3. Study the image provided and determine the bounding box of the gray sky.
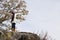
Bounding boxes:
[16,0,60,40]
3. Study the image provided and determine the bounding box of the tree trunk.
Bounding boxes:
[11,11,15,31]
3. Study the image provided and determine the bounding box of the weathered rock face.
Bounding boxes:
[0,29,40,40]
[13,32,40,40]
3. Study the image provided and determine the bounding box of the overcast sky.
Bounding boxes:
[16,0,60,40]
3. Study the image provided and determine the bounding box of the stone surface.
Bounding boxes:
[0,29,40,40]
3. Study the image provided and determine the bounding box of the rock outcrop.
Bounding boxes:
[0,29,40,40]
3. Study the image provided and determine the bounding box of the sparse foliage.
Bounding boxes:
[0,0,28,22]
[0,0,28,30]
